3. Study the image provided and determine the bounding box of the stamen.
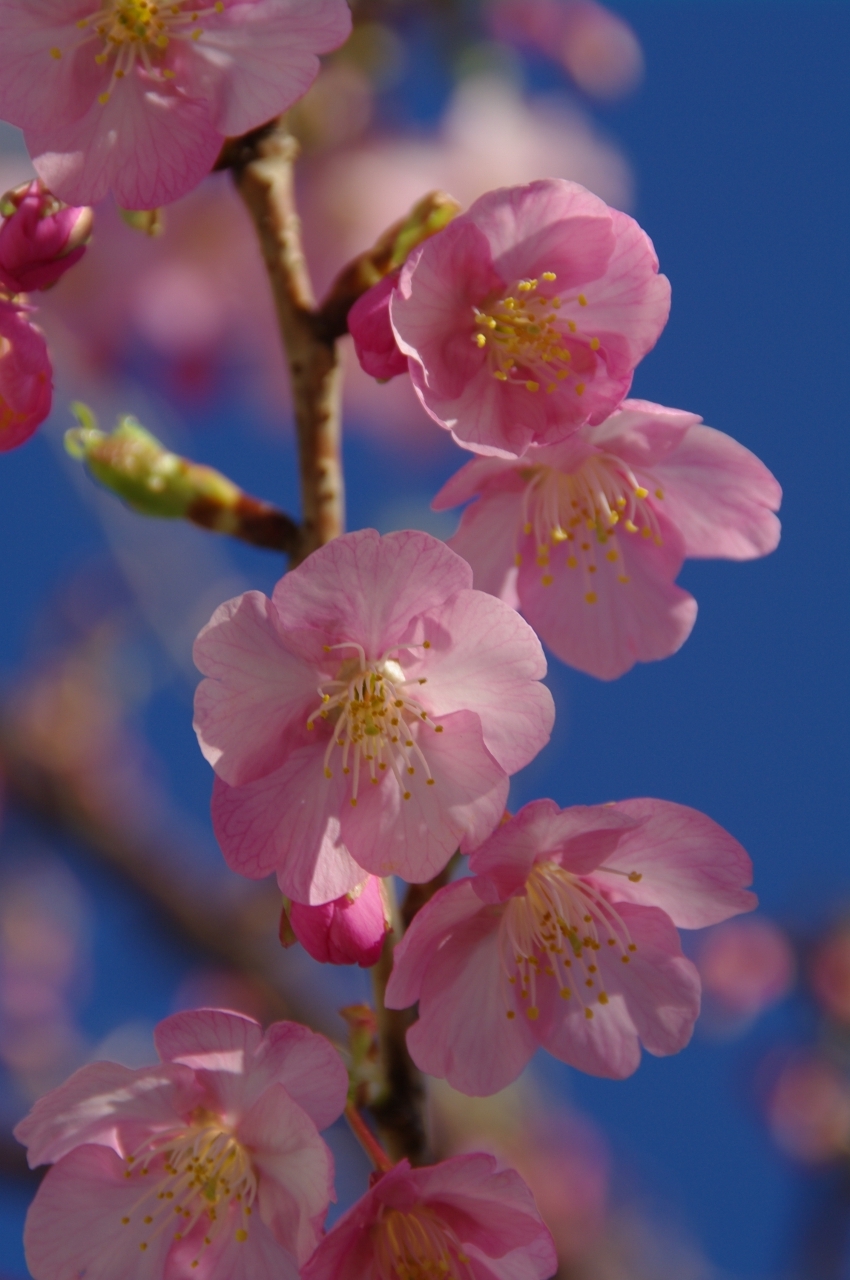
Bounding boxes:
[374,1207,474,1280]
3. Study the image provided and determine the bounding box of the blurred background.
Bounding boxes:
[1,1,848,1276]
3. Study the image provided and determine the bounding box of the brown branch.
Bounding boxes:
[370,922,429,1167]
[186,492,302,555]
[230,125,344,564]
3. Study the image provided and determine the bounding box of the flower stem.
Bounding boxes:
[229,122,344,563]
[344,1101,395,1176]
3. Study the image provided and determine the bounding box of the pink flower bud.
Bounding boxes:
[0,182,93,295]
[348,271,408,381]
[287,877,391,967]
[0,301,52,452]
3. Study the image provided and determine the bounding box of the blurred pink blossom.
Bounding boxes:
[0,180,92,294]
[810,925,850,1024]
[0,0,352,209]
[490,1,644,100]
[697,917,795,1021]
[302,1153,557,1280]
[767,1054,850,1163]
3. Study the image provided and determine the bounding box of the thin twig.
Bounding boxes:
[369,886,429,1166]
[230,124,344,564]
[345,1101,395,1175]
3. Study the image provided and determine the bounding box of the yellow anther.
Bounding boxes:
[546,382,556,393]
[423,640,431,648]
[567,556,578,569]
[634,486,648,499]
[585,1008,594,1019]
[578,294,587,306]
[598,992,609,1005]
[122,1216,130,1225]
[628,871,642,882]
[624,520,638,533]
[575,382,585,395]
[541,271,557,281]
[568,320,577,333]
[506,1010,515,1019]
[525,380,540,392]
[98,91,111,104]
[427,778,435,786]
[541,574,553,587]
[641,526,652,538]
[235,1230,248,1243]
[475,333,486,348]
[606,549,618,562]
[50,46,62,58]
[494,370,508,381]
[515,552,522,566]
[589,337,600,350]
[403,791,411,800]
[324,767,332,779]
[655,488,664,499]
[585,592,597,604]
[560,987,571,999]
[527,1006,539,1020]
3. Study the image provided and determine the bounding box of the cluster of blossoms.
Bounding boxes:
[2,4,784,1278]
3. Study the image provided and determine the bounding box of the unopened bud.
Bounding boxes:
[0,181,92,293]
[285,877,392,968]
[64,405,300,553]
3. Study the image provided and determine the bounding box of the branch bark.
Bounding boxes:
[230,125,344,564]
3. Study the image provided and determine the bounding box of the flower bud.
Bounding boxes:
[0,182,93,294]
[285,878,391,967]
[0,301,52,452]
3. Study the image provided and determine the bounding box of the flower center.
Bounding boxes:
[500,860,642,1022]
[518,455,664,602]
[50,1,225,101]
[307,641,442,806]
[374,1207,473,1280]
[472,271,599,397]
[120,1114,257,1261]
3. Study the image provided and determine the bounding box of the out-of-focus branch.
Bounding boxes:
[370,919,429,1167]
[229,124,344,565]
[0,710,301,1026]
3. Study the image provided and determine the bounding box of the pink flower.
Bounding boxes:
[0,180,92,293]
[283,875,391,967]
[386,797,756,1094]
[766,1053,850,1164]
[301,1153,557,1280]
[696,917,795,1022]
[0,300,52,451]
[435,399,782,679]
[194,530,554,904]
[348,270,409,381]
[15,1008,348,1280]
[810,926,850,1024]
[0,0,352,210]
[384,179,669,457]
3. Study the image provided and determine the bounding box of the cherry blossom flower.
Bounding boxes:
[696,917,795,1023]
[434,399,782,679]
[0,300,52,451]
[283,875,392,967]
[767,1053,850,1163]
[0,0,353,210]
[379,179,669,457]
[0,180,92,294]
[386,797,755,1094]
[194,530,554,905]
[301,1153,557,1280]
[15,1008,348,1280]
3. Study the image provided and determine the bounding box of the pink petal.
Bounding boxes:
[348,271,408,380]
[431,455,522,512]
[24,1144,174,1280]
[417,588,553,774]
[169,1205,300,1280]
[576,207,671,384]
[463,180,615,291]
[178,0,352,138]
[0,2,101,135]
[405,908,538,1096]
[392,221,505,402]
[250,1022,348,1131]
[211,754,366,905]
[447,492,523,607]
[300,1189,376,1280]
[536,903,700,1076]
[469,799,639,899]
[404,1155,556,1263]
[591,797,757,927]
[585,398,700,467]
[238,1084,334,1263]
[155,1007,263,1075]
[385,878,484,1009]
[193,590,319,787]
[29,73,222,210]
[517,513,696,680]
[0,301,52,452]
[340,708,509,883]
[409,356,551,458]
[651,423,782,559]
[272,529,472,660]
[14,1060,199,1169]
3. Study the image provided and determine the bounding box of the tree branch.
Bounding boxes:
[230,125,344,564]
